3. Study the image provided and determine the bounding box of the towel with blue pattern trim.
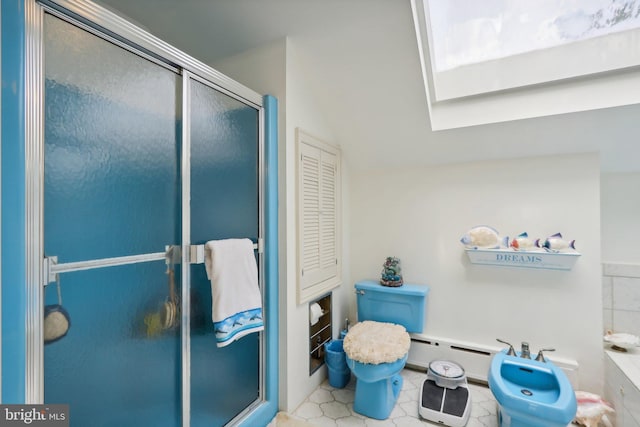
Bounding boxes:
[205,238,264,347]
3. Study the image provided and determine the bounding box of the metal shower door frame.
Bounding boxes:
[23,1,267,425]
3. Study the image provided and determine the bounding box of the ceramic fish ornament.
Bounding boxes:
[509,232,536,251]
[460,225,508,249]
[536,233,576,252]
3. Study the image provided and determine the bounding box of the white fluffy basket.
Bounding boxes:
[343,320,410,364]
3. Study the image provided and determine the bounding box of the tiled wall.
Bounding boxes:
[603,263,640,336]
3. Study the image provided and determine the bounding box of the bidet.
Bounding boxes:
[488,348,577,427]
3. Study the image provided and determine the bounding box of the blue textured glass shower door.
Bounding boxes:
[189,78,260,426]
[43,13,182,427]
[43,13,261,427]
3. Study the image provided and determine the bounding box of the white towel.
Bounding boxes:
[204,238,264,347]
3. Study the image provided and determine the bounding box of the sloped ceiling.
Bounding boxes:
[95,0,640,172]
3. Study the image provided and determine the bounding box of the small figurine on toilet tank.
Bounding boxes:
[380,257,403,287]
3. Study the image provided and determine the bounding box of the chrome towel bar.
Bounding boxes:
[43,239,262,286]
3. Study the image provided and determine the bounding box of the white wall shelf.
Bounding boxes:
[465,248,580,271]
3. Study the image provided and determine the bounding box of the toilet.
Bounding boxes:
[343,280,429,420]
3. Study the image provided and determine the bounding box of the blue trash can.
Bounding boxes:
[324,339,351,388]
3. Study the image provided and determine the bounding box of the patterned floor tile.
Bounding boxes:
[292,368,498,426]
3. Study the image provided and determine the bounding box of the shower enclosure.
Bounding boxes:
[1,1,278,426]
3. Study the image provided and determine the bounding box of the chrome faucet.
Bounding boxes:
[496,338,517,356]
[520,342,531,359]
[535,348,555,362]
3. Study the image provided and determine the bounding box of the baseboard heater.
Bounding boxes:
[407,334,579,388]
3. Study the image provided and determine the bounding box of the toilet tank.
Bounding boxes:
[355,280,429,333]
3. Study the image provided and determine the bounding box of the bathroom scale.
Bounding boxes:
[419,360,471,427]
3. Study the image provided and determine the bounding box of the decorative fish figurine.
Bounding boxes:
[536,233,576,251]
[509,232,536,251]
[460,225,508,249]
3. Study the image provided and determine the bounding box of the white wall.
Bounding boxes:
[215,38,350,412]
[601,173,640,264]
[602,263,640,338]
[214,33,607,406]
[349,153,603,393]
[601,173,640,343]
[282,39,351,411]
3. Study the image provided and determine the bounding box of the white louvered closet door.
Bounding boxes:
[299,141,338,292]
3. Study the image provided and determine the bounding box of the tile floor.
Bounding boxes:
[292,368,500,426]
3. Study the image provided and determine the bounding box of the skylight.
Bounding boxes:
[428,0,640,72]
[411,0,640,129]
